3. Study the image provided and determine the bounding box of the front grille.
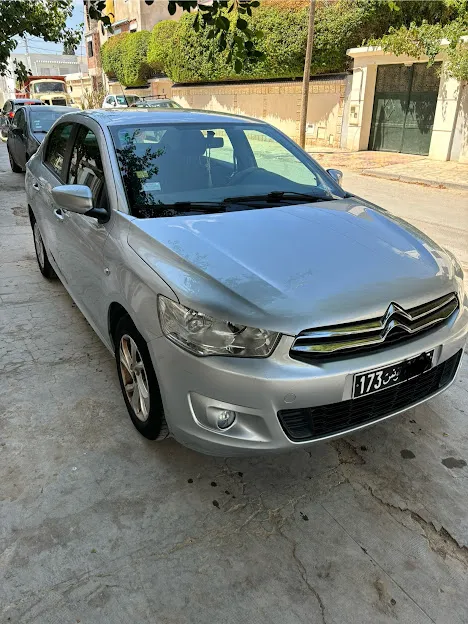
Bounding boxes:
[52,98,67,106]
[278,350,462,441]
[291,293,459,360]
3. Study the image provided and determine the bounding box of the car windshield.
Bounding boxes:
[30,109,67,134]
[110,122,345,218]
[32,82,66,93]
[123,95,140,105]
[137,100,180,109]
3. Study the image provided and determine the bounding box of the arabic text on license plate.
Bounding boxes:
[353,351,434,399]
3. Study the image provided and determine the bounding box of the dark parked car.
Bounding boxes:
[1,98,44,140]
[7,105,73,172]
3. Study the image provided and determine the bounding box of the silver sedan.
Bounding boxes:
[25,109,467,455]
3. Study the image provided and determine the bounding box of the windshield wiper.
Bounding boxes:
[223,190,335,204]
[143,201,228,214]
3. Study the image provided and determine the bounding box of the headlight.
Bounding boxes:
[158,296,280,357]
[445,249,466,303]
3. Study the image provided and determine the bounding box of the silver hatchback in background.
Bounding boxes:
[25,109,467,456]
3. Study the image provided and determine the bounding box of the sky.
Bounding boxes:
[14,1,86,57]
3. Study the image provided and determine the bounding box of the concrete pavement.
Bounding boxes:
[1,143,467,623]
[311,149,468,192]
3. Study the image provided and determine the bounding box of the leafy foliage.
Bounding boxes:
[152,0,456,83]
[102,31,152,86]
[13,60,31,87]
[0,0,82,77]
[101,32,126,79]
[88,0,262,73]
[369,1,468,80]
[147,20,179,73]
[99,0,467,85]
[81,85,107,109]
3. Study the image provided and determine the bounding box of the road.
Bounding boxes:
[1,142,467,624]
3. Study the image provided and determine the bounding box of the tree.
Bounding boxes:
[369,12,468,81]
[87,0,263,73]
[63,42,77,56]
[147,20,179,73]
[0,0,82,77]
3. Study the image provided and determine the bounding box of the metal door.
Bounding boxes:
[368,63,441,156]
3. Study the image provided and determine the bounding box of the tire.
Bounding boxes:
[8,148,22,173]
[32,219,56,279]
[114,315,169,441]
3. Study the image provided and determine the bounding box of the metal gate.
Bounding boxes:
[368,63,441,156]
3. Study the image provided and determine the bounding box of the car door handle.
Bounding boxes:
[54,208,64,221]
[32,182,40,190]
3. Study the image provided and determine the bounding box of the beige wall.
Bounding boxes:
[111,0,179,31]
[108,77,172,98]
[452,83,468,163]
[172,77,347,147]
[65,74,93,107]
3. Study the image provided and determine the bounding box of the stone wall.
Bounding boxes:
[172,75,347,147]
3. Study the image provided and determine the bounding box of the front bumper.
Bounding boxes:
[148,302,468,456]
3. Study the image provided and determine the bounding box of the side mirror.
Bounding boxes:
[112,101,117,107]
[51,185,109,222]
[327,168,343,186]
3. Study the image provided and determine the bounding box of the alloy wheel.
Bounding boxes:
[119,334,150,422]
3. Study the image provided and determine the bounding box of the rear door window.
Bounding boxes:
[44,123,74,179]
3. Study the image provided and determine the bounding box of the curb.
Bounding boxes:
[361,169,468,192]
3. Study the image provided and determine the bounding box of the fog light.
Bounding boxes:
[216,409,236,429]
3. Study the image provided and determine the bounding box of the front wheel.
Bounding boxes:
[32,220,55,278]
[114,316,168,441]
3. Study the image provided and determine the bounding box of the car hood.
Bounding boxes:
[127,198,457,335]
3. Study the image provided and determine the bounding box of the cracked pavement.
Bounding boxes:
[0,142,467,623]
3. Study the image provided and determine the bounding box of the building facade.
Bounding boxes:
[84,0,178,91]
[10,53,87,77]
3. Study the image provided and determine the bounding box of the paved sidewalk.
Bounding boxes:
[309,149,468,191]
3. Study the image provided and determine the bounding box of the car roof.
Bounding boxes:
[77,108,266,127]
[12,99,43,104]
[27,105,75,113]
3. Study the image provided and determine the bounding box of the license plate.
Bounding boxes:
[353,351,434,399]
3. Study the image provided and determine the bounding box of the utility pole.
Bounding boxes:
[298,0,316,149]
[23,37,32,74]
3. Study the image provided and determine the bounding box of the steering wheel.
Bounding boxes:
[227,166,259,186]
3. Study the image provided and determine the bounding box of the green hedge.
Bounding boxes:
[102,1,455,86]
[101,32,127,79]
[102,31,152,87]
[159,0,446,83]
[147,20,178,73]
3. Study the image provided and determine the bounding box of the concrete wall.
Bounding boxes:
[108,77,173,99]
[172,75,347,147]
[451,83,468,163]
[65,73,93,107]
[109,0,179,31]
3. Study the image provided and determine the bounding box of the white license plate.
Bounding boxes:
[353,351,434,399]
